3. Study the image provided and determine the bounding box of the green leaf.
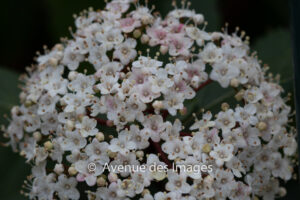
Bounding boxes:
[0,67,30,200]
[252,28,294,92]
[45,0,106,40]
[0,67,21,123]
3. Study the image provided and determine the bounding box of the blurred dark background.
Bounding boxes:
[0,0,298,199]
[0,0,291,72]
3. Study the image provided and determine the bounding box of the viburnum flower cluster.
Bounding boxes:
[1,0,298,199]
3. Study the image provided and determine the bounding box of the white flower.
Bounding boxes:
[190,176,215,199]
[146,154,167,181]
[234,104,257,127]
[68,73,95,95]
[30,174,56,200]
[119,17,141,33]
[75,116,98,137]
[110,152,139,177]
[40,112,58,135]
[132,56,163,74]
[116,179,136,197]
[96,61,123,79]
[75,159,104,186]
[37,94,59,115]
[44,75,68,97]
[160,119,182,140]
[223,128,247,149]
[149,69,174,94]
[226,157,245,178]
[162,138,187,160]
[96,182,124,200]
[55,175,80,200]
[168,35,193,56]
[136,82,160,103]
[113,38,137,65]
[60,130,87,151]
[229,181,251,200]
[176,156,203,179]
[131,169,151,194]
[210,62,239,88]
[130,125,150,149]
[96,76,120,95]
[244,86,263,103]
[215,169,235,197]
[141,115,166,142]
[109,130,136,155]
[215,109,236,134]
[271,153,292,180]
[200,42,223,63]
[165,171,191,194]
[96,27,124,50]
[19,136,36,161]
[88,44,109,70]
[254,148,274,171]
[85,138,109,163]
[210,143,234,166]
[162,91,185,116]
[62,93,91,114]
[190,111,215,131]
[62,44,85,70]
[165,60,188,79]
[154,191,182,200]
[185,26,211,46]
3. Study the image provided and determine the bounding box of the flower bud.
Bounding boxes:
[160,45,168,55]
[136,151,144,160]
[68,166,77,176]
[141,16,152,25]
[108,150,117,158]
[153,100,163,110]
[108,172,118,182]
[44,141,53,151]
[49,58,58,66]
[180,107,187,115]
[25,100,33,108]
[97,176,107,187]
[54,44,64,51]
[221,102,229,111]
[33,131,42,142]
[54,164,64,174]
[193,14,204,24]
[235,89,245,101]
[141,34,149,44]
[202,144,211,153]
[257,121,267,131]
[68,71,78,81]
[279,187,287,197]
[96,132,105,142]
[211,32,223,40]
[133,29,141,38]
[230,78,239,87]
[142,189,150,196]
[66,120,75,131]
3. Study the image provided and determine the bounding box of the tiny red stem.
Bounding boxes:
[150,139,172,169]
[180,132,192,137]
[94,117,109,126]
[194,79,213,92]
